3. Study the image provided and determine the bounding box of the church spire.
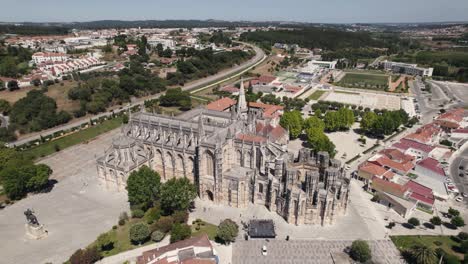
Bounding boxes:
[236,77,248,114]
[198,111,205,140]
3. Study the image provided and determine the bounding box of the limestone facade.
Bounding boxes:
[97,93,349,226]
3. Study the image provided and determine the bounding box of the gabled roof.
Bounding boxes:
[236,133,267,143]
[379,148,414,163]
[405,180,434,205]
[258,75,277,84]
[248,102,284,118]
[417,157,445,177]
[392,138,435,154]
[205,97,236,112]
[405,123,441,144]
[370,155,414,174]
[256,123,287,141]
[371,176,408,197]
[137,235,213,264]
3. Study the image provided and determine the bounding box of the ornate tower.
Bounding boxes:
[236,77,248,116]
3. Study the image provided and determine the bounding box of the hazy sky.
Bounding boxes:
[2,0,468,23]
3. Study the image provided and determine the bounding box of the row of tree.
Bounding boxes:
[360,110,409,136]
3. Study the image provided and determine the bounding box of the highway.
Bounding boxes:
[9,42,266,147]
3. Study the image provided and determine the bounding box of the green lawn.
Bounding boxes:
[338,72,389,90]
[391,235,464,260]
[91,219,155,259]
[24,116,124,160]
[191,220,218,240]
[308,90,326,100]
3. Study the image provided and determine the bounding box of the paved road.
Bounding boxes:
[449,144,468,209]
[9,42,265,147]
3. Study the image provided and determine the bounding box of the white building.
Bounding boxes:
[32,52,68,64]
[309,60,337,69]
[381,60,433,77]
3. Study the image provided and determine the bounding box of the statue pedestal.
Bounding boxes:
[25,224,48,240]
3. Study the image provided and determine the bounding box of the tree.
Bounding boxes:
[0,99,11,114]
[306,127,336,157]
[7,80,19,91]
[160,178,197,214]
[408,217,420,227]
[459,232,468,241]
[279,110,303,139]
[430,216,442,226]
[349,240,371,262]
[216,219,239,245]
[126,166,161,207]
[448,207,460,217]
[96,232,114,251]
[451,216,465,228]
[129,223,150,244]
[303,116,325,131]
[170,223,191,243]
[461,240,468,254]
[162,47,173,58]
[411,244,437,264]
[360,111,378,132]
[69,246,100,264]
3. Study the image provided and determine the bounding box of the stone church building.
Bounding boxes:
[96,81,350,226]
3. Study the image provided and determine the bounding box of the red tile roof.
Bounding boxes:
[220,85,239,93]
[392,138,435,154]
[371,176,408,197]
[370,155,414,174]
[379,148,414,163]
[248,102,284,118]
[417,157,445,177]
[453,129,468,134]
[205,97,236,112]
[405,123,441,144]
[258,75,277,84]
[256,123,287,141]
[437,108,465,123]
[236,133,267,143]
[405,180,434,205]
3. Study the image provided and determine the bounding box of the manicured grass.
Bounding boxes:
[338,72,389,90]
[308,90,326,100]
[191,220,218,240]
[24,116,124,160]
[91,219,155,258]
[391,235,464,259]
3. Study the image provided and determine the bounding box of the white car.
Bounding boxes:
[262,245,267,256]
[445,178,452,183]
[462,193,468,198]
[456,196,463,202]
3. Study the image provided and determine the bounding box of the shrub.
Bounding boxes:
[96,232,114,251]
[129,223,150,245]
[448,207,460,217]
[430,216,442,226]
[371,194,379,202]
[144,207,161,224]
[172,210,189,224]
[151,230,165,242]
[408,217,420,227]
[69,246,100,264]
[119,212,129,222]
[154,216,174,233]
[216,219,239,245]
[461,240,468,254]
[459,232,468,241]
[451,216,465,228]
[118,219,125,226]
[170,223,191,243]
[132,209,145,219]
[349,240,371,262]
[112,225,117,230]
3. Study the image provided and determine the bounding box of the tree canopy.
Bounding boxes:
[349,240,372,263]
[279,110,303,139]
[126,166,161,208]
[160,178,197,214]
[216,219,239,245]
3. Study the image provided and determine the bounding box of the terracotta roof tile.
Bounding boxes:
[205,97,236,112]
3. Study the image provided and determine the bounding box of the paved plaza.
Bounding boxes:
[190,180,388,241]
[323,90,401,110]
[232,239,404,264]
[0,129,129,264]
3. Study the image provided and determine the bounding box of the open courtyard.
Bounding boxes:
[322,89,402,110]
[0,129,129,264]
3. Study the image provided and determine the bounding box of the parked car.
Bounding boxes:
[262,245,267,256]
[462,192,468,198]
[456,196,463,202]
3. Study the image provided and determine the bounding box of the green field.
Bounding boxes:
[391,235,464,260]
[308,90,326,100]
[338,72,389,90]
[24,116,124,160]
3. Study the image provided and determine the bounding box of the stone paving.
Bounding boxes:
[0,129,129,264]
[232,239,404,264]
[189,180,388,241]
